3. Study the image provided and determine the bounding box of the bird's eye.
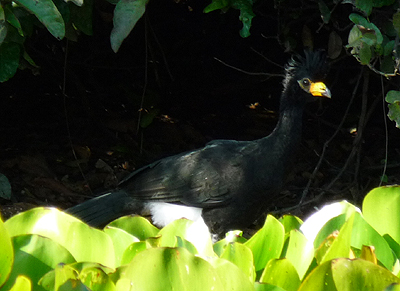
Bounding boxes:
[302,79,310,86]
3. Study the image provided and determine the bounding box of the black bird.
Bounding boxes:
[67,51,331,235]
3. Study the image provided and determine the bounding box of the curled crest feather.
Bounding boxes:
[283,50,329,89]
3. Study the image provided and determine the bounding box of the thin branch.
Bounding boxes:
[250,47,284,69]
[213,57,284,77]
[136,14,149,154]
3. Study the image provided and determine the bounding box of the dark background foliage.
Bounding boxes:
[1,0,400,224]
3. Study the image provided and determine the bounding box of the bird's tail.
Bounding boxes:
[66,190,142,227]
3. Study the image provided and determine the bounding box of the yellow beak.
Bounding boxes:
[310,82,331,98]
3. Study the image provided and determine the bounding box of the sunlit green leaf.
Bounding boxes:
[245,215,285,271]
[208,256,255,290]
[299,258,400,290]
[0,217,13,288]
[351,212,395,270]
[386,283,400,291]
[260,259,300,291]
[285,230,313,280]
[8,276,32,291]
[119,247,225,290]
[5,207,115,268]
[158,218,215,257]
[363,186,400,244]
[120,241,150,265]
[220,242,255,282]
[104,226,140,266]
[106,215,159,241]
[2,234,75,291]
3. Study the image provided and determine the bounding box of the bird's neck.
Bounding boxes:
[273,105,304,147]
[259,91,306,160]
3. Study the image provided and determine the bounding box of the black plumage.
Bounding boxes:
[67,51,331,235]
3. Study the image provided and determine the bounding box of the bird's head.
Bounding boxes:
[282,50,331,105]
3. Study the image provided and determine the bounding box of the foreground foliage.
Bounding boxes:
[1,186,400,290]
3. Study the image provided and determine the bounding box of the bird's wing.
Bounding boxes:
[118,140,251,207]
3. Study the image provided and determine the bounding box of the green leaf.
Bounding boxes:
[207,257,255,291]
[54,264,79,291]
[4,5,24,37]
[69,0,93,36]
[203,0,230,13]
[318,0,331,24]
[254,283,286,291]
[8,276,32,291]
[118,247,225,291]
[231,0,254,38]
[285,230,313,280]
[0,217,13,288]
[220,242,255,282]
[354,0,373,15]
[66,0,83,6]
[14,0,65,39]
[363,186,400,244]
[5,207,115,268]
[349,13,383,44]
[316,213,354,264]
[301,201,359,247]
[120,241,150,265]
[0,42,20,82]
[347,25,362,47]
[361,33,377,46]
[0,173,12,199]
[387,103,400,125]
[0,6,6,45]
[245,215,285,271]
[40,262,115,291]
[106,215,159,241]
[2,234,75,291]
[79,266,115,290]
[204,0,254,37]
[351,212,395,270]
[213,230,247,256]
[359,42,372,64]
[299,258,400,290]
[104,226,140,266]
[385,90,400,104]
[279,215,302,235]
[383,234,400,260]
[349,13,370,27]
[387,102,400,128]
[260,259,300,291]
[372,0,395,7]
[110,0,148,52]
[157,218,215,257]
[383,40,395,56]
[386,283,400,291]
